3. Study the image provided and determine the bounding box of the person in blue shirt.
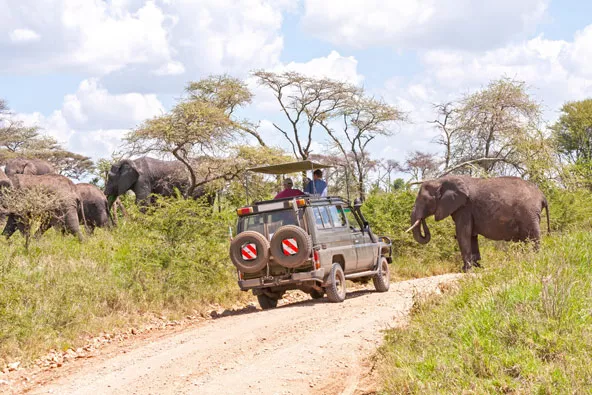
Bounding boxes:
[304,169,327,196]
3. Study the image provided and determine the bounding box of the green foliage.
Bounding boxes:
[545,187,592,231]
[0,198,246,364]
[378,231,592,394]
[552,99,592,164]
[362,189,459,263]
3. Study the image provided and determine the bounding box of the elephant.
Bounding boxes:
[4,158,55,176]
[104,157,215,211]
[76,183,112,233]
[408,176,550,272]
[2,174,84,241]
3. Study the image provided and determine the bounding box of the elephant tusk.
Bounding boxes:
[405,219,421,233]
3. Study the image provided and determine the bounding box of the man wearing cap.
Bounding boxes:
[274,178,304,199]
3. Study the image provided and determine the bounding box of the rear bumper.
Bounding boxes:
[238,268,325,291]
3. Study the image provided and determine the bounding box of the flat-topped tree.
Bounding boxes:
[186,75,266,147]
[253,71,360,162]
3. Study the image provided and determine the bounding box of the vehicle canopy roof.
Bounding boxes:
[248,160,333,175]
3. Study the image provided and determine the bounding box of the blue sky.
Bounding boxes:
[1,0,591,167]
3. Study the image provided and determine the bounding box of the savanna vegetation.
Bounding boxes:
[1,72,591,395]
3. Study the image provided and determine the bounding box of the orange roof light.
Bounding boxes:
[237,207,254,216]
[295,198,307,207]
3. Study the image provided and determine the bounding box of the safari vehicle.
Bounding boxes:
[228,161,393,309]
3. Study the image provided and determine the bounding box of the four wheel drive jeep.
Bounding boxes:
[229,163,392,310]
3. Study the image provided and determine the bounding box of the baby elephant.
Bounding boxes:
[408,176,550,271]
[75,183,113,233]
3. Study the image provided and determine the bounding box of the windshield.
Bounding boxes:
[238,209,305,240]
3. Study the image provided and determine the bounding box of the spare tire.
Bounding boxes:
[269,225,312,269]
[229,231,270,273]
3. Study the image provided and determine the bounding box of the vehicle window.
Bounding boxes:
[343,207,361,231]
[320,206,333,229]
[329,205,347,228]
[313,207,325,229]
[241,209,303,237]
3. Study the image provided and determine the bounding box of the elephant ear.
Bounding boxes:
[23,163,36,175]
[117,160,140,196]
[434,177,469,221]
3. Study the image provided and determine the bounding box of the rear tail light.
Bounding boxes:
[313,250,320,270]
[295,198,307,207]
[236,207,254,216]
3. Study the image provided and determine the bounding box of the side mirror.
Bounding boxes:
[353,198,362,208]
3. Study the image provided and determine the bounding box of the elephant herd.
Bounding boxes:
[0,156,551,272]
[0,156,214,242]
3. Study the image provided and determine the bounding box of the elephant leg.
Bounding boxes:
[64,209,83,241]
[471,235,481,267]
[453,211,474,272]
[2,215,18,239]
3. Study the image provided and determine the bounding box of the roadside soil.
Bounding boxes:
[4,273,462,395]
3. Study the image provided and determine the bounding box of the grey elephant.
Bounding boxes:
[104,157,214,210]
[4,158,55,176]
[408,176,550,271]
[2,174,84,241]
[76,183,112,233]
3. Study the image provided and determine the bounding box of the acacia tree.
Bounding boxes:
[403,151,440,182]
[186,75,266,147]
[253,71,359,161]
[551,99,592,189]
[0,99,93,179]
[319,95,404,200]
[126,77,288,198]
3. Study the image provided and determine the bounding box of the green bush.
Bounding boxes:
[378,231,592,394]
[0,197,247,364]
[362,190,460,276]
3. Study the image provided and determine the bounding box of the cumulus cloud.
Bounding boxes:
[301,0,548,51]
[13,79,165,160]
[0,0,289,83]
[9,28,40,43]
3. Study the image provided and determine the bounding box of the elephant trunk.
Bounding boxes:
[411,208,431,245]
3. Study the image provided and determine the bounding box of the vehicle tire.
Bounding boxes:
[269,225,313,269]
[326,263,346,303]
[310,289,324,300]
[257,293,279,310]
[373,257,390,292]
[229,231,270,274]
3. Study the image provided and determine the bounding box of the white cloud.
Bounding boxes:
[153,61,186,76]
[0,0,176,74]
[283,50,363,85]
[301,0,548,51]
[9,28,40,43]
[0,0,289,81]
[12,79,165,160]
[250,50,365,112]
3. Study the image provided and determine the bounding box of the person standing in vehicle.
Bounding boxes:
[274,178,304,199]
[304,169,327,197]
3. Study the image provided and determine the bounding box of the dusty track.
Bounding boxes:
[23,273,461,395]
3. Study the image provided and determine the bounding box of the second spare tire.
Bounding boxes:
[270,225,312,268]
[229,231,270,273]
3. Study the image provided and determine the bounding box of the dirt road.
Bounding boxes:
[27,274,461,395]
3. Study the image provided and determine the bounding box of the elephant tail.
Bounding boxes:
[78,198,88,231]
[543,197,550,234]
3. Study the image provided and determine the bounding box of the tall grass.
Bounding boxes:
[0,198,248,364]
[377,231,592,393]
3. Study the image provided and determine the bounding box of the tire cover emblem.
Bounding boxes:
[282,238,299,256]
[241,243,257,261]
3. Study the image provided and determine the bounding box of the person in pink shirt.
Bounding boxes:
[274,178,304,199]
